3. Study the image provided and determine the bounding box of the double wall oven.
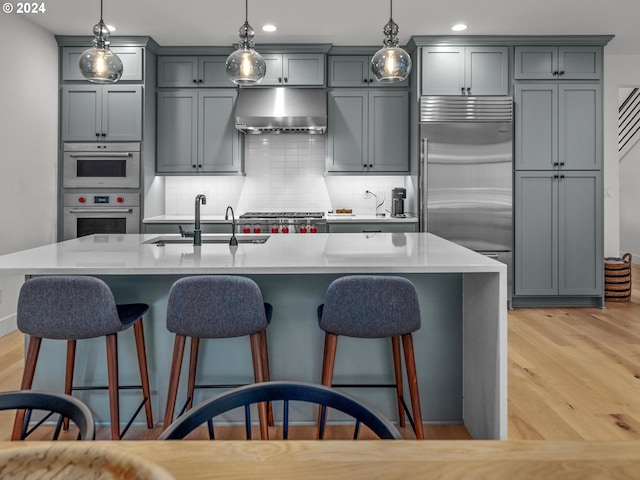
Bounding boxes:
[61,143,141,240]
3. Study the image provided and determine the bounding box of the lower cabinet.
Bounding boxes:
[327,89,409,173]
[156,89,241,174]
[328,222,418,233]
[514,170,602,298]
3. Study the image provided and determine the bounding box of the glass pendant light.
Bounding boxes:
[225,0,266,85]
[371,0,412,83]
[78,0,123,83]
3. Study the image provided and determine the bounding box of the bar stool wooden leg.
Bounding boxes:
[316,332,338,439]
[259,330,274,426]
[12,336,42,440]
[186,337,200,411]
[63,339,77,431]
[391,336,406,428]
[402,333,424,440]
[164,335,186,429]
[133,319,154,429]
[105,333,121,440]
[250,332,269,440]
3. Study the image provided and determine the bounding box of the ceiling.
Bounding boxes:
[23,0,639,55]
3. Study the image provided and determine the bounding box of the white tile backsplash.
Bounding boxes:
[164,133,408,215]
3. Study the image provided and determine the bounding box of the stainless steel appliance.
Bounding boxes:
[235,88,327,134]
[63,143,141,189]
[391,188,406,217]
[419,96,513,297]
[62,192,140,240]
[238,212,327,234]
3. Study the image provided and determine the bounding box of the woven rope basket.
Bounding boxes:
[605,253,632,302]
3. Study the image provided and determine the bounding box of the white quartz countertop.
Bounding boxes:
[143,214,418,224]
[0,233,505,276]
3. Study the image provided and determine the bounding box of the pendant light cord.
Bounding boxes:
[245,0,248,23]
[389,0,393,20]
[100,0,103,22]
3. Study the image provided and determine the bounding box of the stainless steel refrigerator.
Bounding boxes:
[419,96,513,298]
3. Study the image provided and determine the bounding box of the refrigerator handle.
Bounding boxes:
[419,137,429,232]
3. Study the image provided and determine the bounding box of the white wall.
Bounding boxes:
[0,15,58,334]
[603,54,640,262]
[620,118,640,263]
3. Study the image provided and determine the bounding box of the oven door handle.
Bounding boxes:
[68,208,133,214]
[68,152,133,158]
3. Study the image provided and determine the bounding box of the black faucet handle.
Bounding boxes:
[178,225,185,237]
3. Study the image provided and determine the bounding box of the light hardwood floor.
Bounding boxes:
[1,265,639,440]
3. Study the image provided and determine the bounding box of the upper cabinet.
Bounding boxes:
[514,46,602,80]
[61,85,143,142]
[157,56,235,87]
[156,89,241,174]
[258,53,325,86]
[327,55,409,88]
[514,83,602,171]
[327,89,409,173]
[421,46,508,96]
[61,46,144,82]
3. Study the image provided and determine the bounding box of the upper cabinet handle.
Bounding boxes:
[558,71,565,76]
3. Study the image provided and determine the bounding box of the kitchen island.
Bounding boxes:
[0,232,507,439]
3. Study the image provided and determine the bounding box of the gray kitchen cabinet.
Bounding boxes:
[144,223,232,234]
[156,89,241,174]
[157,56,234,87]
[327,221,418,233]
[514,170,602,297]
[61,84,142,141]
[327,89,409,173]
[514,46,602,80]
[515,83,601,170]
[327,55,409,88]
[61,46,144,82]
[258,53,325,86]
[421,46,508,96]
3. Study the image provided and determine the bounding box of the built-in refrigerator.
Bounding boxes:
[419,96,513,300]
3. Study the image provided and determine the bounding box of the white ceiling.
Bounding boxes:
[23,0,639,54]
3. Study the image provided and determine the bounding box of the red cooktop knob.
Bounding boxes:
[254,227,261,234]
[243,227,250,234]
[78,197,86,203]
[271,227,279,233]
[117,196,124,203]
[310,226,317,233]
[300,227,307,233]
[282,227,289,233]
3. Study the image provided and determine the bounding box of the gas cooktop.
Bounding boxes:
[239,212,325,219]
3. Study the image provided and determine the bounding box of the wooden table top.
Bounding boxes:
[1,440,639,479]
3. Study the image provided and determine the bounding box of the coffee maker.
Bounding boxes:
[391,188,406,217]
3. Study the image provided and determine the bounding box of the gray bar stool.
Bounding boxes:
[163,275,273,439]
[13,276,153,440]
[317,275,424,439]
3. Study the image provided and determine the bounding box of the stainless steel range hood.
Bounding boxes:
[235,88,327,134]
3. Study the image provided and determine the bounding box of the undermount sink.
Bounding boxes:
[142,234,270,245]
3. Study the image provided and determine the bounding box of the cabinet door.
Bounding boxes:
[101,85,142,141]
[156,91,198,173]
[514,171,558,296]
[328,56,370,87]
[514,46,558,80]
[421,47,465,95]
[283,54,325,85]
[198,90,241,173]
[199,56,235,87]
[62,47,144,82]
[558,171,602,295]
[260,54,284,85]
[368,90,409,172]
[61,85,101,141]
[558,84,601,170]
[157,56,199,87]
[558,47,601,80]
[466,47,509,95]
[514,84,558,170]
[327,90,368,172]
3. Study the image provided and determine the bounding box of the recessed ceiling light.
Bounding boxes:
[451,23,467,32]
[262,24,277,32]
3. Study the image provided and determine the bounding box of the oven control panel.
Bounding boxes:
[63,193,140,207]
